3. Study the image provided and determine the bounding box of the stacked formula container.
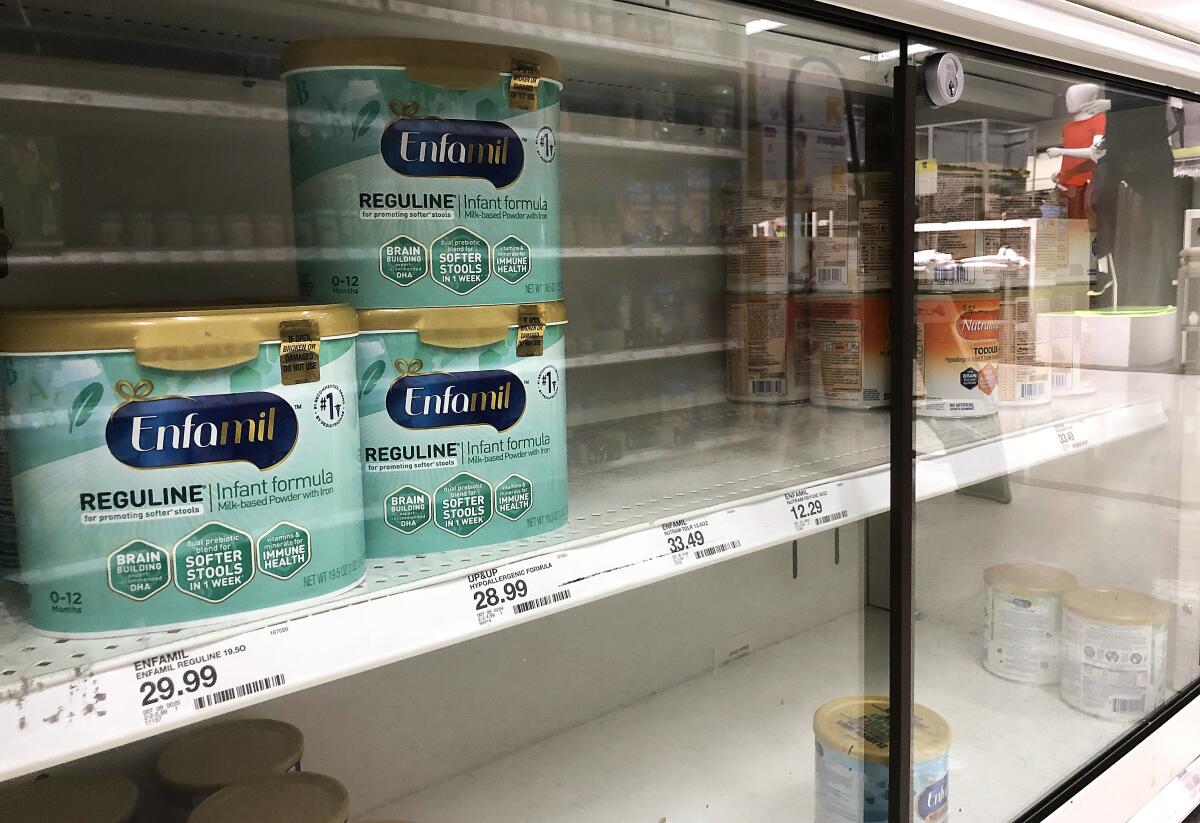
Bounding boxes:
[284,38,568,557]
[913,164,1092,417]
[809,171,893,409]
[723,187,811,404]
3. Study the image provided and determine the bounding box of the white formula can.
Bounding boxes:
[1038,311,1096,397]
[813,696,950,823]
[998,289,1052,406]
[1060,587,1170,720]
[983,564,1079,684]
[726,294,809,404]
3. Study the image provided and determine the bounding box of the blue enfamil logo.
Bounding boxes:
[386,370,525,432]
[380,118,524,189]
[106,383,298,471]
[917,776,948,820]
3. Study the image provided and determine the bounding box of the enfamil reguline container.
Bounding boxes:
[357,301,567,556]
[0,305,366,636]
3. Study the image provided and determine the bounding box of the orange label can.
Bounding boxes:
[916,293,1001,418]
[809,294,890,409]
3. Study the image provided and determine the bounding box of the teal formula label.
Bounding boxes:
[357,324,567,555]
[815,741,949,823]
[2,339,365,635]
[286,65,561,308]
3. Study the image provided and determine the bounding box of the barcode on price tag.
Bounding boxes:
[694,540,742,560]
[513,589,572,614]
[194,674,286,709]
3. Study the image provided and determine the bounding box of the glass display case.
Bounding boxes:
[0,2,1197,822]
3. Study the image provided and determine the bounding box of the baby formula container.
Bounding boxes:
[188,773,349,823]
[284,38,562,308]
[157,719,304,821]
[0,305,366,636]
[726,293,809,404]
[998,289,1052,406]
[0,774,138,823]
[810,293,891,409]
[1038,310,1096,396]
[813,696,950,823]
[357,302,567,556]
[915,292,1000,418]
[983,564,1079,684]
[1061,587,1170,720]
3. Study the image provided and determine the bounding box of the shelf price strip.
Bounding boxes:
[462,552,581,629]
[782,482,852,534]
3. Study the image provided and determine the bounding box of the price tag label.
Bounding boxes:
[782,483,850,533]
[463,552,575,628]
[916,159,938,197]
[123,635,289,729]
[1054,421,1090,453]
[658,511,741,567]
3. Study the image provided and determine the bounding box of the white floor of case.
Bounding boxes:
[373,608,1134,823]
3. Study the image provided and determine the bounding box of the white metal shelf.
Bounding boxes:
[562,131,744,159]
[376,609,1140,823]
[567,340,727,369]
[383,0,745,74]
[560,245,725,259]
[0,373,1167,780]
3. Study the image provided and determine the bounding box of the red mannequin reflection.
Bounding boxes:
[1046,83,1110,220]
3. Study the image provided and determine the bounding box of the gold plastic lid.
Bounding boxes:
[282,38,561,87]
[156,719,304,796]
[813,696,950,764]
[1062,587,1170,625]
[189,773,348,823]
[358,301,567,349]
[984,564,1079,597]
[0,774,138,822]
[0,304,357,370]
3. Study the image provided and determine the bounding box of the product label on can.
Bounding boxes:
[287,66,561,307]
[810,296,891,408]
[1061,610,1167,718]
[3,340,365,634]
[916,294,999,418]
[814,742,948,823]
[984,585,1063,683]
[358,323,567,555]
[999,292,1051,404]
[726,295,808,403]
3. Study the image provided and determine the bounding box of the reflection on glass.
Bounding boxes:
[913,45,1198,822]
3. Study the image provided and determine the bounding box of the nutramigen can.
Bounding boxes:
[810,293,891,409]
[983,563,1079,684]
[0,305,366,636]
[357,302,567,555]
[916,293,1000,418]
[814,696,950,823]
[1061,587,1170,720]
[284,38,562,308]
